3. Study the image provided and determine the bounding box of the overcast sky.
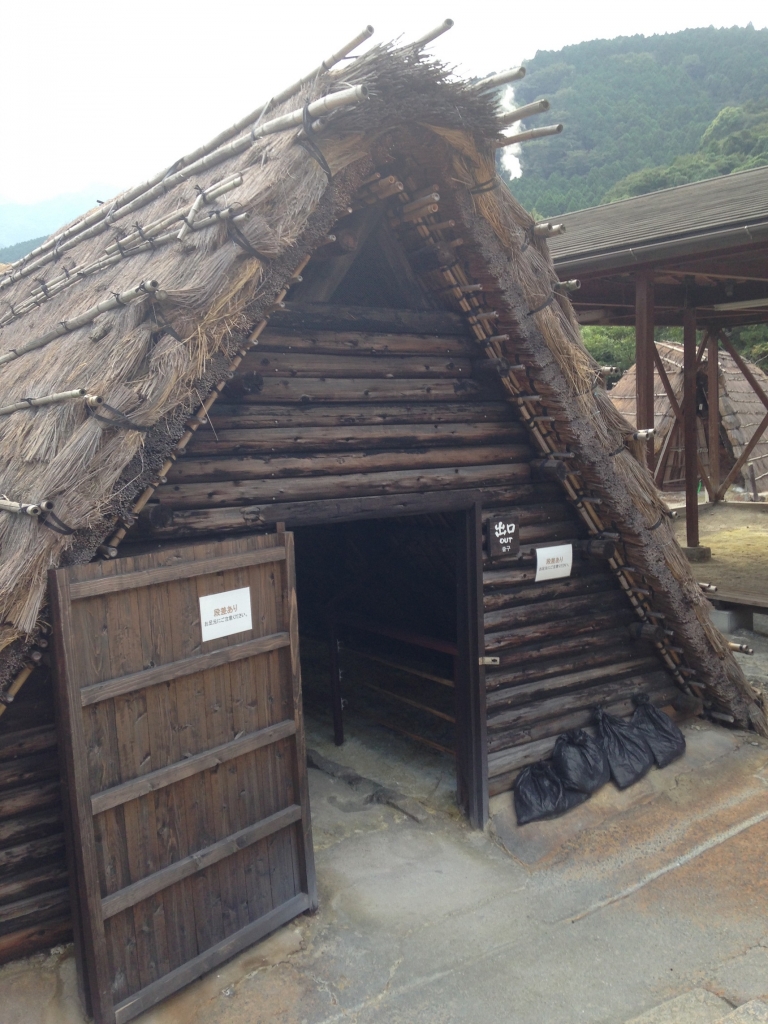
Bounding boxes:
[2,0,766,205]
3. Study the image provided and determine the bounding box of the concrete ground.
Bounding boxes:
[3,719,768,1024]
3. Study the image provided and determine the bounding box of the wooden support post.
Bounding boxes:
[683,306,699,547]
[707,332,721,501]
[327,614,344,746]
[635,273,655,468]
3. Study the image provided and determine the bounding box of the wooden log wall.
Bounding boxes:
[0,665,71,963]
[142,317,680,799]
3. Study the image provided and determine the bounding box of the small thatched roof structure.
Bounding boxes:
[0,35,764,733]
[611,341,768,494]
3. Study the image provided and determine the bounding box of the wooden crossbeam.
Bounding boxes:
[69,545,286,598]
[91,719,296,814]
[80,631,290,706]
[101,804,302,920]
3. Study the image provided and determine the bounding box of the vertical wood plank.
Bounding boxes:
[707,331,721,500]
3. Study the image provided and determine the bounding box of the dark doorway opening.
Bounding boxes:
[294,508,486,827]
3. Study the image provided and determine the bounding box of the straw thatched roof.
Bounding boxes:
[0,35,764,732]
[611,342,768,493]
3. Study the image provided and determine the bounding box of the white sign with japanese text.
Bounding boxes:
[535,544,573,582]
[199,586,252,642]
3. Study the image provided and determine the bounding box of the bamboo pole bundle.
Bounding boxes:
[409,19,454,47]
[1,28,374,285]
[496,124,563,147]
[533,221,565,238]
[472,67,526,92]
[0,389,102,416]
[498,99,550,126]
[0,498,52,516]
[0,177,245,329]
[0,280,159,367]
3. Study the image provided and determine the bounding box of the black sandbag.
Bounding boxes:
[631,693,686,767]
[552,729,611,794]
[514,761,589,825]
[594,706,655,789]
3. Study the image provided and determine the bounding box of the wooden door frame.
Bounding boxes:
[287,492,489,829]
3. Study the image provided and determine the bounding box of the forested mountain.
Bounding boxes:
[506,25,768,216]
[0,237,45,264]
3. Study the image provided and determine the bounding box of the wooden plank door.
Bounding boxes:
[49,532,316,1024]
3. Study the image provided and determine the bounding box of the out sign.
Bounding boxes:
[488,513,520,559]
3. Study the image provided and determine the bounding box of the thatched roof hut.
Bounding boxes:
[1,29,766,993]
[610,341,768,495]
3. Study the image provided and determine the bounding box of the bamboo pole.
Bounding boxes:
[102,255,312,552]
[0,389,102,416]
[496,124,563,147]
[1,29,374,287]
[473,67,526,92]
[383,177,692,693]
[0,281,160,368]
[0,663,35,718]
[499,99,550,126]
[410,19,454,47]
[533,221,565,238]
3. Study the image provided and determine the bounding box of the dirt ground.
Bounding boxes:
[671,502,768,597]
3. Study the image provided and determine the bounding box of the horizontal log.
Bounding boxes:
[484,590,622,633]
[237,350,473,379]
[487,669,672,741]
[515,520,578,545]
[80,632,290,706]
[161,462,532,509]
[491,626,641,671]
[0,861,69,905]
[483,570,616,612]
[482,501,572,527]
[225,376,494,404]
[487,684,679,776]
[0,780,60,822]
[485,639,651,691]
[0,916,71,967]
[167,444,534,484]
[91,719,296,814]
[0,725,56,762]
[486,657,661,712]
[0,886,69,927]
[138,489,487,538]
[0,832,65,874]
[0,751,60,790]
[187,421,528,456]
[484,609,634,653]
[257,330,477,357]
[269,302,469,336]
[202,401,514,430]
[101,804,302,920]
[0,809,63,849]
[483,559,601,590]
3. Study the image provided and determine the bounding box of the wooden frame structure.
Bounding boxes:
[550,166,768,546]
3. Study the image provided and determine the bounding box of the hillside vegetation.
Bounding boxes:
[506,24,768,216]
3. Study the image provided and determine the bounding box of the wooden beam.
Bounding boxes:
[80,632,290,707]
[652,344,713,500]
[91,719,297,814]
[683,306,699,547]
[715,408,768,500]
[707,332,721,500]
[635,272,655,467]
[101,804,302,920]
[69,545,286,599]
[717,331,768,411]
[269,303,469,336]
